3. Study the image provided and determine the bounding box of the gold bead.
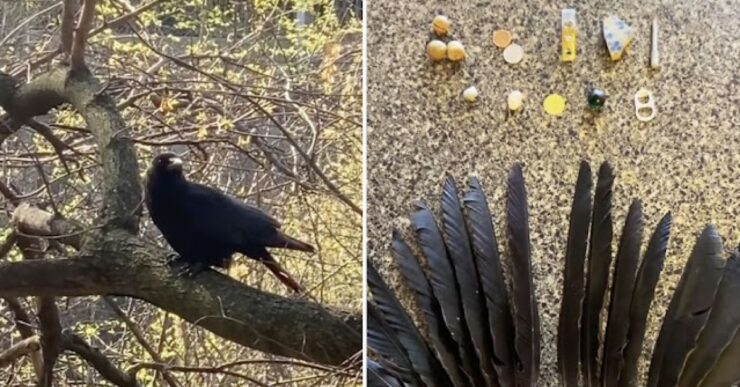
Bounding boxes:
[446,40,465,61]
[432,15,450,37]
[426,40,447,61]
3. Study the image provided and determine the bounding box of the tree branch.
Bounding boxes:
[2,299,44,380]
[70,0,98,71]
[63,333,138,387]
[0,336,41,368]
[60,0,79,56]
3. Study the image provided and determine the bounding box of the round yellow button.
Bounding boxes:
[543,94,566,116]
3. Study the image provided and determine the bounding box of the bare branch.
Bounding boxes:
[0,336,41,368]
[70,0,98,71]
[104,298,180,387]
[60,0,79,56]
[63,333,138,387]
[2,299,44,380]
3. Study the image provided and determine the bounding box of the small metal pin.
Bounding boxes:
[651,17,660,70]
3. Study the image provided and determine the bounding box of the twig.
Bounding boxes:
[63,333,138,387]
[60,0,79,56]
[0,336,40,368]
[70,0,98,71]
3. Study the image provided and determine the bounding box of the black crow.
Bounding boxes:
[145,153,314,293]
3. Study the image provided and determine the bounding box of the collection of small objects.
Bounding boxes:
[425,11,660,121]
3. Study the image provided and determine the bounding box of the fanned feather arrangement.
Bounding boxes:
[366,161,740,387]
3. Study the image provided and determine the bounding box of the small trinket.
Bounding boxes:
[493,29,513,48]
[432,15,450,37]
[503,43,524,64]
[603,15,635,61]
[426,40,447,61]
[587,88,607,111]
[561,9,577,62]
[447,40,466,61]
[544,94,567,116]
[634,88,656,121]
[463,86,479,103]
[508,90,524,111]
[651,18,660,70]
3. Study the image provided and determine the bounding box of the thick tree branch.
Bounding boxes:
[60,0,79,56]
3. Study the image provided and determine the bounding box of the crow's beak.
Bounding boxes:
[168,157,183,170]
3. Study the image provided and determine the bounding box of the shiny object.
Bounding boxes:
[634,88,656,121]
[463,86,479,103]
[651,18,660,70]
[603,15,635,61]
[447,40,466,61]
[508,90,524,111]
[426,40,447,61]
[432,15,450,37]
[587,88,607,111]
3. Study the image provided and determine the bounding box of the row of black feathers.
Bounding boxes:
[367,161,740,387]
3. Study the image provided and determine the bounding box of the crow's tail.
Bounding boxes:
[278,232,315,253]
[258,250,305,293]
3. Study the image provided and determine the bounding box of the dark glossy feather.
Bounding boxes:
[411,203,480,386]
[391,230,465,387]
[602,200,644,387]
[367,359,404,387]
[441,176,497,387]
[618,212,672,387]
[463,177,516,387]
[557,161,593,387]
[581,162,615,387]
[696,328,740,386]
[506,164,540,387]
[647,225,725,387]
[677,250,740,387]
[367,302,419,386]
[367,261,440,386]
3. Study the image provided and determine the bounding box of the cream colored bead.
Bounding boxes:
[426,40,447,62]
[463,86,479,103]
[432,15,450,37]
[447,40,465,61]
[508,90,524,111]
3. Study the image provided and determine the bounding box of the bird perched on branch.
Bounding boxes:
[145,153,314,293]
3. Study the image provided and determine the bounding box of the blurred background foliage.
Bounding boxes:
[0,0,362,385]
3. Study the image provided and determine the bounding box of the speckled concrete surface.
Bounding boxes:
[367,0,739,385]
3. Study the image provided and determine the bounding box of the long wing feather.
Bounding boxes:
[367,302,419,385]
[647,225,725,387]
[696,326,740,386]
[557,161,593,387]
[618,212,672,387]
[677,250,740,387]
[367,359,405,387]
[441,176,497,387]
[581,162,615,387]
[463,177,516,387]
[367,260,440,386]
[391,230,466,387]
[602,200,644,387]
[506,163,540,387]
[411,203,480,386]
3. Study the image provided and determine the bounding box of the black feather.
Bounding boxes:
[695,328,740,386]
[557,161,593,387]
[505,164,540,387]
[677,250,740,387]
[581,162,615,387]
[366,302,419,385]
[463,177,516,387]
[411,203,480,386]
[618,212,672,387]
[391,230,466,387]
[441,176,498,387]
[647,225,725,387]
[367,260,440,386]
[602,200,644,387]
[367,359,405,387]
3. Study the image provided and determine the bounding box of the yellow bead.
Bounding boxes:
[446,40,465,61]
[426,40,447,62]
[543,94,567,116]
[432,15,450,37]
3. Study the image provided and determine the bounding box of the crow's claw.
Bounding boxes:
[174,261,206,277]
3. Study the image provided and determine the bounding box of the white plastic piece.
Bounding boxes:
[507,90,524,111]
[503,43,524,64]
[634,88,656,122]
[463,86,479,103]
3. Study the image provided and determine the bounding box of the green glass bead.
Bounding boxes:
[587,88,607,110]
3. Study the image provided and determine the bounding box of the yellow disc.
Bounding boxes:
[493,29,513,48]
[543,94,566,116]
